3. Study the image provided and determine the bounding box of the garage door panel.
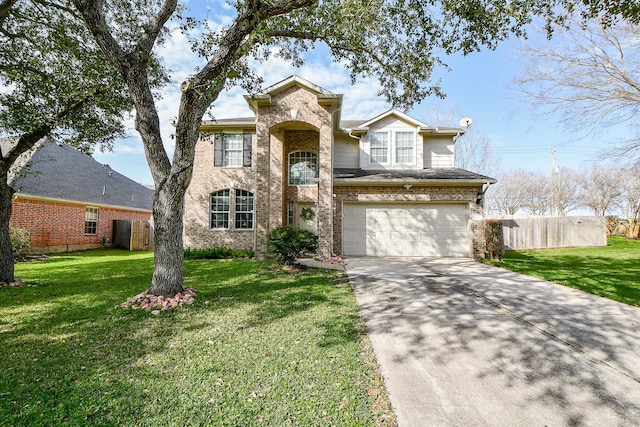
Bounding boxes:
[343,203,470,257]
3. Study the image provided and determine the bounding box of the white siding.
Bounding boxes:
[424,137,455,168]
[373,116,407,128]
[334,138,360,168]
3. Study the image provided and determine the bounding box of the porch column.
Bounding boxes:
[316,122,332,258]
[254,121,271,260]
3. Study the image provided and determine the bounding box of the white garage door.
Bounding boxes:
[343,203,471,257]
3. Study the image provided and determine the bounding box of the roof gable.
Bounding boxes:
[358,109,430,129]
[257,75,334,97]
[10,139,154,211]
[344,109,466,137]
[244,75,342,112]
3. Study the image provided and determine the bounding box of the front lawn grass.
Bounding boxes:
[492,236,640,307]
[0,250,394,426]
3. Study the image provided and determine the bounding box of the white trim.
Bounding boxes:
[358,109,430,129]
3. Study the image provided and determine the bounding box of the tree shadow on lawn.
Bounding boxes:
[1,258,366,425]
[184,260,361,347]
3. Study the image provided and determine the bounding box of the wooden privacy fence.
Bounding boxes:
[482,216,607,250]
[113,220,154,251]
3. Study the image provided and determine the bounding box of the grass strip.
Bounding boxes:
[492,236,640,307]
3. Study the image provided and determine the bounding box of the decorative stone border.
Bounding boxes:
[119,287,197,314]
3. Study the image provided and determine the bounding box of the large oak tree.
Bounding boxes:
[69,0,640,297]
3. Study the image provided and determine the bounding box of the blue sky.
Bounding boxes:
[93,3,616,186]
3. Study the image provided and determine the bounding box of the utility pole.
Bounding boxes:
[551,147,559,216]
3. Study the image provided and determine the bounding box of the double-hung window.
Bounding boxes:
[84,207,98,234]
[370,130,416,165]
[223,134,243,166]
[210,189,254,230]
[210,190,230,229]
[370,132,388,163]
[234,190,254,229]
[395,132,414,164]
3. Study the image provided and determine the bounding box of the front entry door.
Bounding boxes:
[296,203,317,234]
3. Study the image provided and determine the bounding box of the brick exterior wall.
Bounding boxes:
[183,129,257,250]
[184,78,490,259]
[254,86,335,258]
[470,203,487,259]
[332,185,485,257]
[10,196,151,254]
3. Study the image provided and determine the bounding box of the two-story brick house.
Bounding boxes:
[184,75,495,259]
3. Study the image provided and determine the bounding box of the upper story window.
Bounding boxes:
[84,207,98,234]
[395,132,414,164]
[214,132,252,167]
[210,189,254,230]
[368,130,416,165]
[370,132,388,163]
[288,151,318,186]
[223,133,243,166]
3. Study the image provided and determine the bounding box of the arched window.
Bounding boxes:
[288,151,318,185]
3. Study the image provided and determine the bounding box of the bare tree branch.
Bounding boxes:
[514,17,640,164]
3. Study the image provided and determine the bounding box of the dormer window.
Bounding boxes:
[288,151,318,185]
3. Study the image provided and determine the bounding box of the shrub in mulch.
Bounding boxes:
[267,226,318,264]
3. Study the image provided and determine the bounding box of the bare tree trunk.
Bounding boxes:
[0,166,15,283]
[149,178,185,296]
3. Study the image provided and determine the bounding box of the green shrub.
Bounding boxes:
[10,227,31,260]
[183,247,254,260]
[267,226,318,264]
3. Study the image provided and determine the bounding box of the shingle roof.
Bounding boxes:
[333,168,496,184]
[201,117,256,127]
[339,120,367,129]
[10,139,154,211]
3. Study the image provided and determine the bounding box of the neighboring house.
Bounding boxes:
[184,75,496,259]
[9,138,154,253]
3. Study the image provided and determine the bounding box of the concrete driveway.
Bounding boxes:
[345,257,640,427]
